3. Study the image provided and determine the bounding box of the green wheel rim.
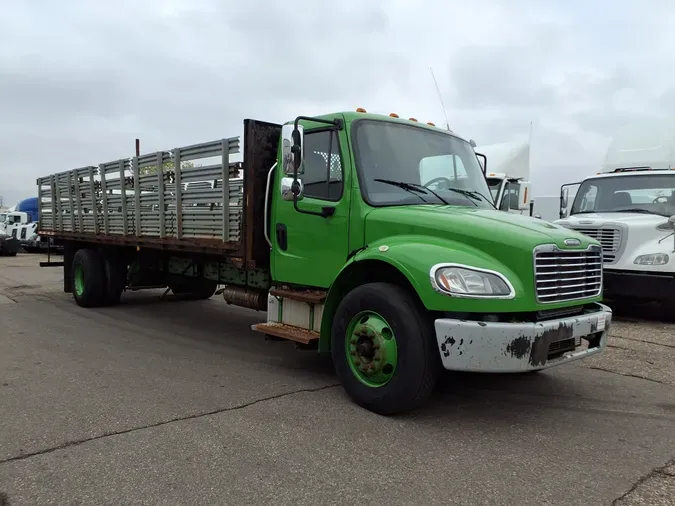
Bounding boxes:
[345,310,398,387]
[74,264,84,297]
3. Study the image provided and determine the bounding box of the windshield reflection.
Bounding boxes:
[352,120,493,208]
[571,173,675,217]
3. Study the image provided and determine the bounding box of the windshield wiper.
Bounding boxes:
[452,188,496,208]
[383,180,451,205]
[373,179,430,203]
[440,187,484,207]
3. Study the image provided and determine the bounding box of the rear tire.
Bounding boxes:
[100,252,126,306]
[72,248,105,308]
[331,282,441,415]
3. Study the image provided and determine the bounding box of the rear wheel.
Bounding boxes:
[72,249,105,307]
[100,252,126,306]
[331,282,441,415]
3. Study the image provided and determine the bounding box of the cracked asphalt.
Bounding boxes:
[1,254,674,505]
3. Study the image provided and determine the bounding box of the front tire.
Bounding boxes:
[331,282,441,415]
[72,248,105,308]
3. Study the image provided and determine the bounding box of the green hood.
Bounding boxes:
[361,205,601,312]
[364,205,595,252]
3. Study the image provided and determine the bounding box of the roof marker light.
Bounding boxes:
[389,113,399,118]
[409,117,418,122]
[356,107,367,113]
[427,122,435,126]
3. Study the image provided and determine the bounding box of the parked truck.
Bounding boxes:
[556,119,675,304]
[0,210,28,256]
[476,141,533,214]
[37,110,612,415]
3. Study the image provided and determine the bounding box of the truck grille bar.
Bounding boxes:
[568,226,621,263]
[534,244,603,303]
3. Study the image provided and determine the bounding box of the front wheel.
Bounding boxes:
[331,282,441,415]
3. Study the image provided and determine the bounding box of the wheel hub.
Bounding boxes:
[346,311,398,387]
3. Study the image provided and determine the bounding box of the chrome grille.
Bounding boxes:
[534,245,603,303]
[569,227,621,263]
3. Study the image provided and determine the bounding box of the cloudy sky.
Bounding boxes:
[1,0,674,206]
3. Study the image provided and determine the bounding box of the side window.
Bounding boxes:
[302,130,343,201]
[580,185,597,211]
[506,182,521,210]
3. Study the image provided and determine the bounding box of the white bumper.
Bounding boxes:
[434,303,611,373]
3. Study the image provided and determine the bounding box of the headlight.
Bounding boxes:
[634,253,669,266]
[430,264,515,298]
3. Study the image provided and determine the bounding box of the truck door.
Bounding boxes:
[271,126,351,288]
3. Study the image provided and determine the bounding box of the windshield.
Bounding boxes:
[352,120,493,208]
[486,178,502,202]
[570,174,675,217]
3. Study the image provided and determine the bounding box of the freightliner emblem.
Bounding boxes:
[564,238,581,247]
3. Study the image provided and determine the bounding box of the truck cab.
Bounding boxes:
[476,141,533,215]
[556,120,675,304]
[0,211,28,256]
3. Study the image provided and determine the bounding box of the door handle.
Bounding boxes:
[276,223,288,251]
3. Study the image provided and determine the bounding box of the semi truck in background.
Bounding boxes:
[0,210,28,256]
[556,119,675,305]
[474,141,559,221]
[477,141,533,215]
[36,109,611,415]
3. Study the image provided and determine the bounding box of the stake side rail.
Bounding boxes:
[36,137,242,249]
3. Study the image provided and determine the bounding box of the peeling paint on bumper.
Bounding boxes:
[434,303,612,373]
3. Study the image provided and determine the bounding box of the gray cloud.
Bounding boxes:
[1,0,675,204]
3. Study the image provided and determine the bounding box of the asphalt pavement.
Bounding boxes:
[0,253,674,505]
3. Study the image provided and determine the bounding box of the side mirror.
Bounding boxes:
[561,187,569,208]
[475,153,487,174]
[514,182,531,211]
[281,124,304,176]
[281,177,304,202]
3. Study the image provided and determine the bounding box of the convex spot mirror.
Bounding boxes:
[281,124,304,176]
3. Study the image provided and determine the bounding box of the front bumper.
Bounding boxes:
[0,236,20,255]
[434,303,611,373]
[603,269,675,302]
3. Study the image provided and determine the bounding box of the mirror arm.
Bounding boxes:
[288,115,341,219]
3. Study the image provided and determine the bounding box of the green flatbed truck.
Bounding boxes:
[37,110,612,414]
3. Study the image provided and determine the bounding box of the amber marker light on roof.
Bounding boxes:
[356,107,367,113]
[427,122,435,126]
[409,118,418,122]
[389,113,399,118]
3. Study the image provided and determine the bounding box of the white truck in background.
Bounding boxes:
[477,141,533,215]
[0,210,29,256]
[556,119,675,304]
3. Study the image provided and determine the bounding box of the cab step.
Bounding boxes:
[250,322,319,345]
[269,287,327,304]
